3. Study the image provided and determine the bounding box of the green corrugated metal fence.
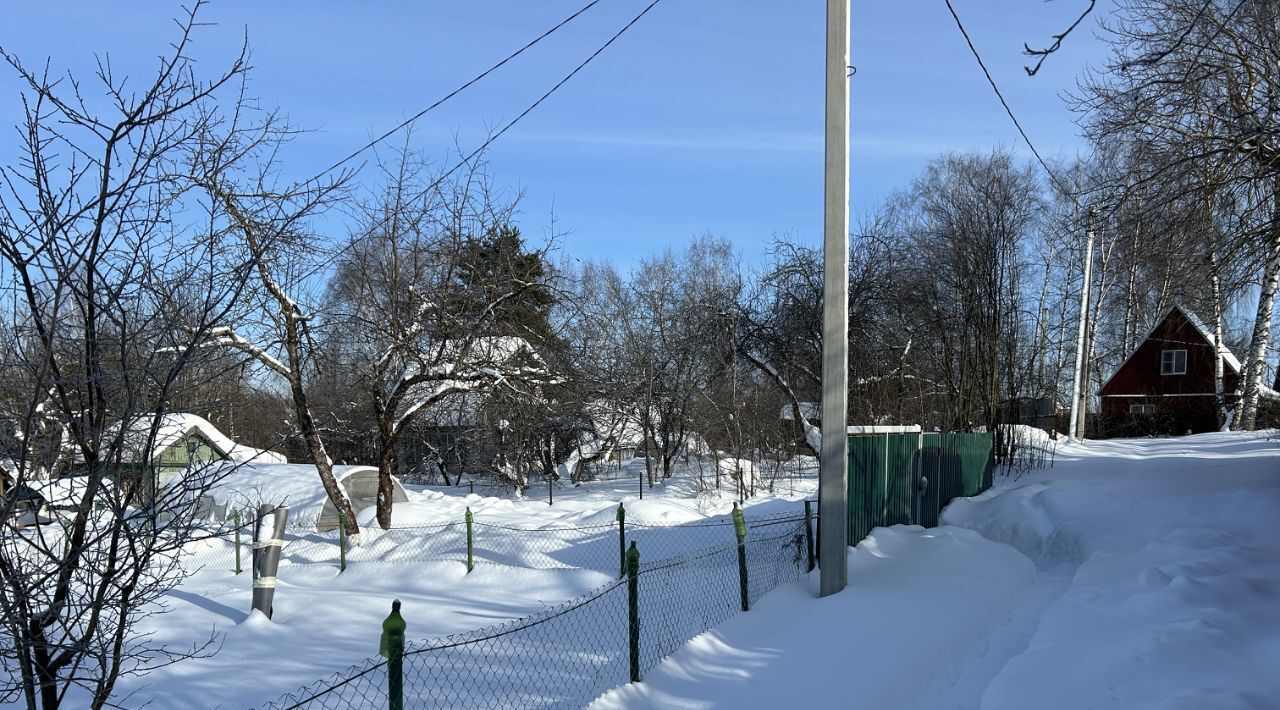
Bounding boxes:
[847,431,994,543]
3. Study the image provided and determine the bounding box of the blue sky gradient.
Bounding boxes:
[0,1,1111,267]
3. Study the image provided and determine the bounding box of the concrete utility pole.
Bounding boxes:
[1067,207,1096,442]
[819,0,850,598]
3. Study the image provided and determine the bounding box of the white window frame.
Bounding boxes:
[1129,403,1155,414]
[1160,349,1187,375]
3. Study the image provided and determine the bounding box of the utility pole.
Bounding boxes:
[1067,206,1095,442]
[819,0,850,598]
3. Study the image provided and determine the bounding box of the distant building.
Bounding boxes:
[75,413,286,500]
[997,397,1055,433]
[1099,304,1244,434]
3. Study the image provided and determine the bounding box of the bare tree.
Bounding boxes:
[889,150,1042,430]
[325,152,562,515]
[0,6,271,706]
[1078,0,1280,429]
[190,176,360,537]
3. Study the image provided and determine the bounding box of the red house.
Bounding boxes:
[1098,304,1240,434]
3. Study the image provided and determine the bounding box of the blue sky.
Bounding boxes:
[0,1,1110,268]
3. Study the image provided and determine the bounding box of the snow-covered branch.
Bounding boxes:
[173,325,292,380]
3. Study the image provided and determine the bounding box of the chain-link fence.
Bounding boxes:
[256,514,812,709]
[176,505,812,579]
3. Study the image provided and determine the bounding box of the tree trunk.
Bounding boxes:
[1237,223,1280,430]
[33,632,57,710]
[1209,237,1230,430]
[375,428,396,529]
[291,376,360,537]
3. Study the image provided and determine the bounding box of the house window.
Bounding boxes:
[1130,403,1155,414]
[1160,349,1187,375]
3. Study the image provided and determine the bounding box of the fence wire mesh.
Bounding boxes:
[176,507,809,579]
[255,515,812,709]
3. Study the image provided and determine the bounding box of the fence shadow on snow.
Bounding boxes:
[254,515,812,709]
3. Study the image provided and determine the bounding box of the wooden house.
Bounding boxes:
[1098,304,1241,434]
[75,413,286,501]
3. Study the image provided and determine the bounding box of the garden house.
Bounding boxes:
[1099,304,1243,434]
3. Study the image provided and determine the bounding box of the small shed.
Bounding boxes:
[1099,304,1242,434]
[195,463,409,532]
[95,413,287,493]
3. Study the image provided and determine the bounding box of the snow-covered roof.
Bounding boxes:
[779,401,820,422]
[1177,306,1242,372]
[440,336,545,368]
[27,476,115,508]
[101,413,287,465]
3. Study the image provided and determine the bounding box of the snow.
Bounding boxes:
[593,526,1035,710]
[778,401,819,421]
[996,423,1061,450]
[74,457,816,708]
[595,431,1280,710]
[26,475,115,509]
[583,400,646,449]
[203,326,293,379]
[47,431,1280,709]
[949,433,1280,710]
[440,335,545,368]
[192,462,406,530]
[98,412,286,465]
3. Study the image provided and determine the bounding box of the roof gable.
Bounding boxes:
[1099,304,1241,394]
[96,413,285,465]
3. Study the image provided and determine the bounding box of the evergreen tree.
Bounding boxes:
[452,225,559,347]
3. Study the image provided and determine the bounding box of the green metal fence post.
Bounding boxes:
[465,507,474,573]
[338,508,347,573]
[803,500,815,573]
[617,502,626,579]
[233,510,242,575]
[626,541,640,683]
[380,599,405,710]
[732,503,749,612]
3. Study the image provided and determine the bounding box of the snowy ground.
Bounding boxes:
[28,432,1279,709]
[78,458,817,709]
[595,431,1280,710]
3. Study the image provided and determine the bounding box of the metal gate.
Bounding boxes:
[847,430,994,543]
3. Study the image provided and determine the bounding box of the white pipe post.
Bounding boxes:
[1067,207,1095,443]
[819,0,851,598]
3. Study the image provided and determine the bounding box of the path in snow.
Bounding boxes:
[924,562,1077,710]
[931,477,1091,709]
[954,434,1280,710]
[596,432,1280,710]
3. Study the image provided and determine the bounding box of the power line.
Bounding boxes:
[301,0,666,279]
[943,0,1078,201]
[314,0,605,179]
[424,0,665,199]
